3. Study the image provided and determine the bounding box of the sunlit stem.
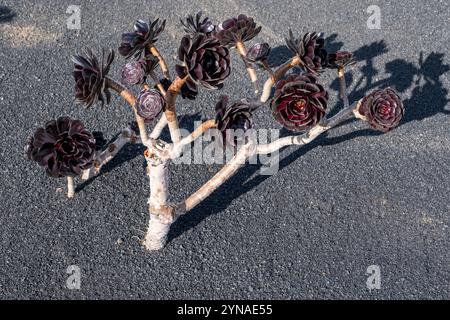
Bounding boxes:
[165,76,188,143]
[260,56,301,103]
[106,77,148,144]
[149,46,170,80]
[236,41,259,95]
[67,176,75,198]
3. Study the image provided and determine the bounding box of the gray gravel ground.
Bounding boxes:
[0,0,449,299]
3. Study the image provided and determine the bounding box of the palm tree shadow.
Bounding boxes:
[168,42,450,243]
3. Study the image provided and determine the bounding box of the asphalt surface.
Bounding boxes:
[0,0,449,299]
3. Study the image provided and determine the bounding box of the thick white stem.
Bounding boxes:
[67,176,75,198]
[247,67,259,94]
[135,114,149,145]
[143,160,171,250]
[167,120,181,144]
[256,124,330,154]
[338,67,350,108]
[144,215,171,251]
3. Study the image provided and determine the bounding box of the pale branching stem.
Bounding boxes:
[165,76,187,143]
[255,125,330,155]
[149,46,170,79]
[327,102,360,127]
[256,102,358,155]
[143,141,256,249]
[338,66,349,108]
[236,41,259,95]
[150,114,168,140]
[146,71,169,140]
[178,102,358,215]
[260,56,301,103]
[67,176,75,198]
[170,119,217,159]
[81,128,140,180]
[106,77,149,144]
[181,142,256,213]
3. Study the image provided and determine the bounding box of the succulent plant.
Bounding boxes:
[215,95,256,147]
[246,42,271,63]
[327,51,355,69]
[119,19,166,59]
[181,11,215,36]
[121,61,146,86]
[358,88,404,132]
[72,48,115,108]
[25,117,97,178]
[215,14,261,47]
[285,31,328,74]
[176,34,231,90]
[271,73,328,131]
[135,89,165,122]
[121,54,159,86]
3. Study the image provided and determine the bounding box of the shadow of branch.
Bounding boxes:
[0,6,15,23]
[169,41,450,243]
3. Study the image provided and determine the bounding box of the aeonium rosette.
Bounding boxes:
[215,96,257,147]
[326,51,355,69]
[271,73,329,132]
[135,88,165,123]
[72,48,115,108]
[181,11,215,36]
[119,18,166,59]
[121,55,159,86]
[356,88,404,132]
[246,42,271,63]
[215,14,261,47]
[285,31,328,74]
[25,117,97,178]
[176,33,231,90]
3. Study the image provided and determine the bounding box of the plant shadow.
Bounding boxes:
[168,41,450,243]
[0,6,15,23]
